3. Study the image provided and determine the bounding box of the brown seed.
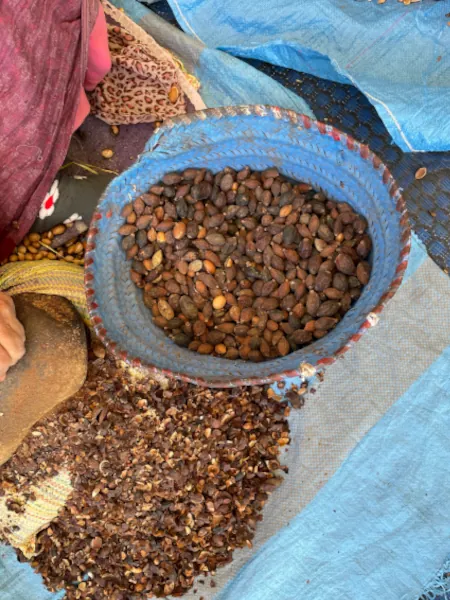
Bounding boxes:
[324,287,343,300]
[173,222,187,240]
[168,85,180,104]
[317,224,334,243]
[215,343,227,355]
[306,290,320,317]
[134,214,151,230]
[276,280,290,299]
[315,317,338,331]
[126,244,139,260]
[206,232,226,246]
[126,210,137,225]
[206,329,226,346]
[118,224,137,237]
[308,254,322,275]
[304,320,316,332]
[177,260,189,275]
[189,259,203,273]
[315,270,333,292]
[277,337,290,356]
[229,305,241,321]
[240,307,255,323]
[212,295,227,310]
[415,167,427,180]
[152,250,163,268]
[356,261,371,285]
[193,320,207,337]
[290,330,313,345]
[220,173,234,192]
[254,297,279,311]
[101,148,114,159]
[279,205,293,218]
[180,296,198,320]
[195,280,208,296]
[52,224,66,235]
[299,238,313,259]
[158,299,175,321]
[309,214,320,235]
[197,343,214,355]
[203,259,216,274]
[335,253,355,275]
[317,301,340,317]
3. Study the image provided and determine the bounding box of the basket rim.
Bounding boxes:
[84,105,411,388]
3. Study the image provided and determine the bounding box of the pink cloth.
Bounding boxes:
[0,0,100,260]
[73,4,111,132]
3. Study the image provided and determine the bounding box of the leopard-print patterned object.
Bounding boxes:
[89,20,190,125]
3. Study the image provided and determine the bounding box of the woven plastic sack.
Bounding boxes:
[0,261,90,325]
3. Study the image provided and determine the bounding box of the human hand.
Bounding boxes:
[0,293,25,382]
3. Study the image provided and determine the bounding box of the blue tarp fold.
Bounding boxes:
[166,0,450,153]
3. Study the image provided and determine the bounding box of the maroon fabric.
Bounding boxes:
[0,0,98,260]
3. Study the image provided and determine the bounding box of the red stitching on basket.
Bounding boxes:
[360,145,369,159]
[336,346,349,356]
[350,333,363,343]
[346,136,355,150]
[272,106,282,119]
[317,357,335,366]
[396,260,408,274]
[401,228,411,243]
[331,128,340,141]
[106,209,113,219]
[381,291,395,303]
[92,213,102,221]
[400,244,411,259]
[389,183,399,198]
[301,115,312,129]
[373,155,382,169]
[400,214,409,227]
[317,122,326,135]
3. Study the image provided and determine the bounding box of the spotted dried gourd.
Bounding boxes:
[119,167,372,361]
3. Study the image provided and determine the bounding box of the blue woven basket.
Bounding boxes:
[85,106,410,387]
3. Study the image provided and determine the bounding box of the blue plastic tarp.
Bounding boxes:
[166,0,450,153]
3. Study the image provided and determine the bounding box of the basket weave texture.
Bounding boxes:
[85,106,410,387]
